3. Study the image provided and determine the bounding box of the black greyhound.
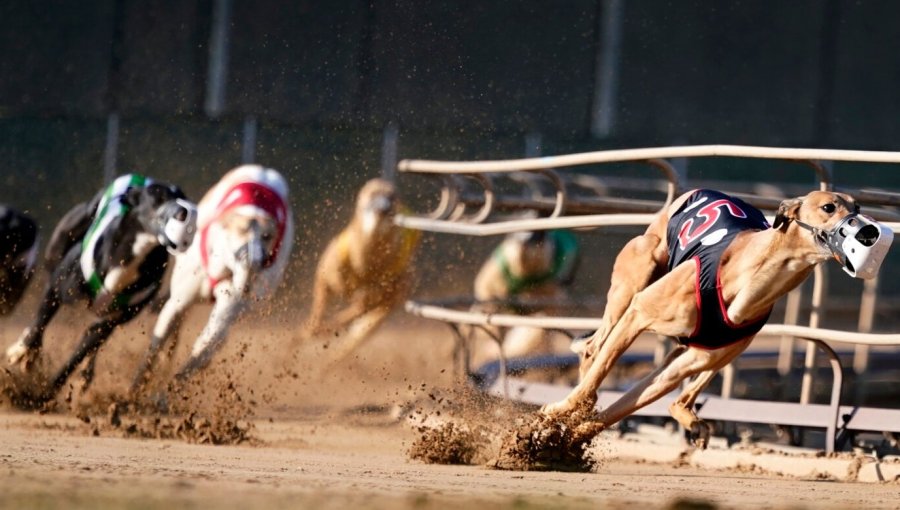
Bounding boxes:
[0,205,39,315]
[5,174,197,402]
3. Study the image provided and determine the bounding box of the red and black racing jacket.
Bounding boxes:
[665,189,772,349]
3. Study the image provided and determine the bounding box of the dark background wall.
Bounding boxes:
[2,0,900,316]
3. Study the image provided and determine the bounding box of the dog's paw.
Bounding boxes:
[540,399,575,417]
[689,420,714,450]
[5,334,37,370]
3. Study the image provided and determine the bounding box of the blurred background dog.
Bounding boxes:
[471,229,580,361]
[301,178,420,363]
[0,205,39,315]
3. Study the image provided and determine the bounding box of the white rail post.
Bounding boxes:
[853,276,879,403]
[778,287,803,376]
[800,265,828,404]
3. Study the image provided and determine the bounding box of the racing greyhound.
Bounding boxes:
[302,178,420,361]
[131,165,293,391]
[5,174,197,401]
[473,230,580,358]
[0,205,39,315]
[539,189,893,448]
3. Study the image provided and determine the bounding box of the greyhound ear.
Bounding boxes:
[122,185,144,208]
[142,183,184,208]
[773,197,803,230]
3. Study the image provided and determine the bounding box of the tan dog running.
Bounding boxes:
[302,178,420,361]
[540,188,893,448]
[473,230,579,359]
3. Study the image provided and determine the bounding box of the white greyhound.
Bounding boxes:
[131,165,293,391]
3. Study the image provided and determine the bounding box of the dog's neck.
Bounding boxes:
[719,225,828,324]
[347,217,400,270]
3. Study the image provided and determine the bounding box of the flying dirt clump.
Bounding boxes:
[407,421,490,465]
[77,372,261,446]
[491,411,599,472]
[100,402,257,445]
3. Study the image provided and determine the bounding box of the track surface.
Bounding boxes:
[1,316,898,509]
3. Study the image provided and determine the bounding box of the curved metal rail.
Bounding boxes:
[398,144,900,173]
[398,144,900,230]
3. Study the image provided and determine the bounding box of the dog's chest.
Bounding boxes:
[101,232,159,294]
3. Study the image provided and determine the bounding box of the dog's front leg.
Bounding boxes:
[542,304,649,417]
[326,305,392,364]
[303,278,335,338]
[175,285,247,382]
[131,293,197,394]
[45,314,131,400]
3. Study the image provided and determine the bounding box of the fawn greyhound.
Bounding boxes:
[302,178,420,362]
[539,189,893,448]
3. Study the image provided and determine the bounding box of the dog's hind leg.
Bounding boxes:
[45,315,129,400]
[5,284,63,369]
[579,228,667,378]
[327,305,391,364]
[667,339,751,449]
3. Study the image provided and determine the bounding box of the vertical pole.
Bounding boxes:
[853,276,878,402]
[241,116,257,164]
[524,131,542,158]
[102,112,120,184]
[380,122,399,182]
[205,0,232,118]
[590,0,624,138]
[853,277,878,373]
[800,265,828,404]
[777,287,803,375]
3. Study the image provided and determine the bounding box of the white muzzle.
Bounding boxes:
[825,214,894,279]
[159,199,198,254]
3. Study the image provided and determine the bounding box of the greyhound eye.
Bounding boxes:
[821,203,836,214]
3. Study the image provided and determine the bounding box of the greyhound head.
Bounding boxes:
[218,209,281,293]
[126,183,198,255]
[507,230,554,278]
[773,191,893,278]
[355,178,397,237]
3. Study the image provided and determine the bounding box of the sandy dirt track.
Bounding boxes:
[1,316,899,509]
